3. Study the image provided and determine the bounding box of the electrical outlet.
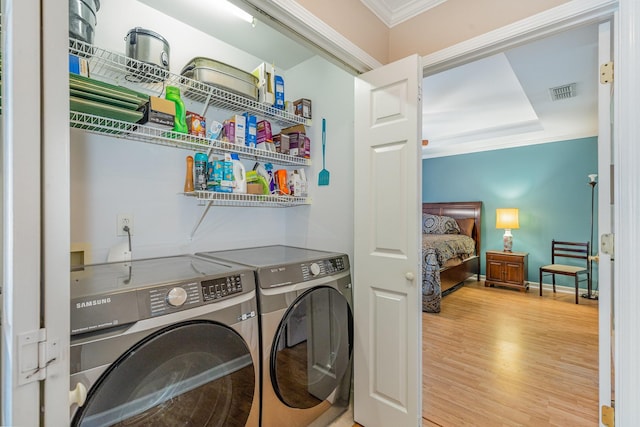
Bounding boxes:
[117,214,134,236]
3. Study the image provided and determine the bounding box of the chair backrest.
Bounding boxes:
[551,240,590,266]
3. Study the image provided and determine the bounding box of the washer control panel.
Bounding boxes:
[201,274,243,302]
[149,282,201,316]
[302,257,347,280]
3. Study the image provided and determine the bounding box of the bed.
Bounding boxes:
[421,202,482,313]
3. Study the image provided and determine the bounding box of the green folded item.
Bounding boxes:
[69,73,149,107]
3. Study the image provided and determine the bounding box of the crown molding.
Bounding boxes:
[421,0,618,76]
[360,0,447,28]
[421,131,597,159]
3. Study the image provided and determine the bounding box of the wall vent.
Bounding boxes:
[549,83,577,101]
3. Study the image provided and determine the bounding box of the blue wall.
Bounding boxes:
[422,137,598,290]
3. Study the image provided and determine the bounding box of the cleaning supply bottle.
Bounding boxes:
[165,86,188,134]
[230,154,246,193]
[184,155,194,192]
[264,163,275,193]
[194,152,208,190]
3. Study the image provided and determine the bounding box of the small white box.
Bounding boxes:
[252,63,275,105]
[233,114,246,145]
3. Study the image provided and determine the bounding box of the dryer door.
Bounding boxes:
[271,286,353,409]
[72,320,255,427]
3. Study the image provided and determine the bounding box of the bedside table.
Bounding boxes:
[485,250,529,291]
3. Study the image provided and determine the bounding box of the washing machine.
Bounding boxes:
[197,245,353,427]
[69,254,260,427]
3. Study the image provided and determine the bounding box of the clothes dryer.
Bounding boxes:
[69,254,260,427]
[197,245,353,427]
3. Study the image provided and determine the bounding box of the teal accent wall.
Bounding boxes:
[422,137,598,291]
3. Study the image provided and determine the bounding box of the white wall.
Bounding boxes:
[283,56,355,259]
[71,0,355,262]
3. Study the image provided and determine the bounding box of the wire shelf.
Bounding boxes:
[187,191,310,207]
[69,111,310,166]
[68,38,310,127]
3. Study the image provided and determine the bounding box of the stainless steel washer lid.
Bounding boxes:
[197,245,342,268]
[71,254,251,300]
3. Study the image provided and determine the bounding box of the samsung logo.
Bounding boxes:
[76,297,111,309]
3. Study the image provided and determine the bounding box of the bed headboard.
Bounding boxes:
[422,201,482,256]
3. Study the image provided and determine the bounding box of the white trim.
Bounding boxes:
[2,0,43,425]
[421,0,617,76]
[244,0,383,73]
[596,19,613,424]
[42,0,71,424]
[360,0,447,28]
[422,130,597,159]
[613,1,640,424]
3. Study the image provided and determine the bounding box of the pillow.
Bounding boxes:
[455,218,475,238]
[422,213,461,234]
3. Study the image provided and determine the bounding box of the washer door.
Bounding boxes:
[72,320,255,427]
[271,286,353,409]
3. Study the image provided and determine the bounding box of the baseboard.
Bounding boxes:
[477,275,577,294]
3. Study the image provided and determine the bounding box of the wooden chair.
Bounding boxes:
[539,240,591,304]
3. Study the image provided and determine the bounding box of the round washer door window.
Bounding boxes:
[72,321,255,427]
[271,286,353,409]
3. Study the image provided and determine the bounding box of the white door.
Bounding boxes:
[597,19,614,427]
[353,54,422,427]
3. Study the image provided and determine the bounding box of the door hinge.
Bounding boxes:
[18,328,60,385]
[601,233,614,257]
[600,62,614,84]
[602,405,614,427]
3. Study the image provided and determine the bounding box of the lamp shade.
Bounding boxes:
[496,208,519,229]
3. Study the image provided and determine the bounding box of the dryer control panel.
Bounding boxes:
[253,253,350,289]
[201,274,243,301]
[302,257,347,280]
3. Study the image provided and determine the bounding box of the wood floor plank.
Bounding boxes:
[422,281,598,426]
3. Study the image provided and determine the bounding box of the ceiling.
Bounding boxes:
[138,0,316,69]
[422,23,599,158]
[139,0,600,159]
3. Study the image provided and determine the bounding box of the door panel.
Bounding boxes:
[354,54,422,427]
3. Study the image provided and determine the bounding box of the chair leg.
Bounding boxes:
[552,275,556,293]
[575,275,579,304]
[539,270,543,296]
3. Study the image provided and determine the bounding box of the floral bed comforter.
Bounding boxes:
[421,234,476,313]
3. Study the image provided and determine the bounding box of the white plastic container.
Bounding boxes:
[231,155,246,193]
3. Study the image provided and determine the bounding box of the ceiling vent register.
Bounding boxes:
[549,83,577,101]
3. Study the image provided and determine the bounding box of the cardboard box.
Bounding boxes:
[252,62,275,105]
[247,183,263,195]
[140,96,175,129]
[294,98,312,119]
[186,112,206,137]
[69,54,89,77]
[257,120,272,144]
[244,113,257,147]
[273,133,289,153]
[222,115,246,144]
[284,132,301,156]
[281,124,306,135]
[274,75,285,109]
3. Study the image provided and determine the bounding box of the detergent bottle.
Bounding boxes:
[230,154,246,193]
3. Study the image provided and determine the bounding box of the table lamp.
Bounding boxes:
[496,208,519,252]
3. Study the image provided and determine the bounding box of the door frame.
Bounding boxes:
[5,0,638,425]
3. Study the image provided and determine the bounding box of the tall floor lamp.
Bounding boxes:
[582,173,598,300]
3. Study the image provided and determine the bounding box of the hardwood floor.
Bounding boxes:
[422,280,599,427]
